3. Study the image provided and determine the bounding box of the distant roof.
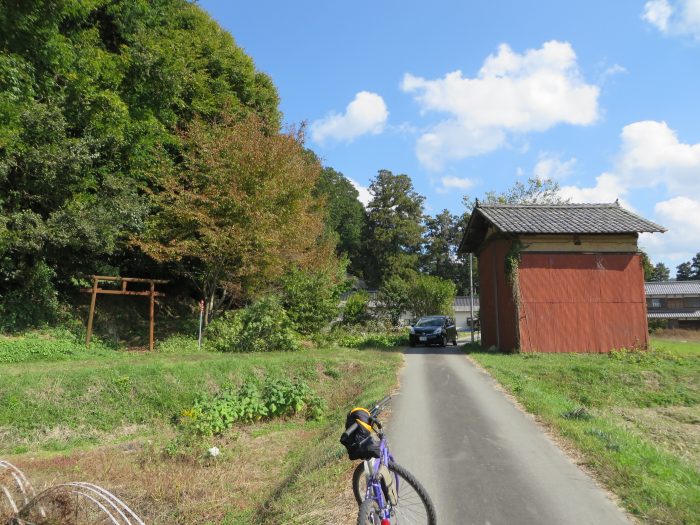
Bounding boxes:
[454,296,480,310]
[648,310,700,319]
[459,202,666,252]
[645,281,700,296]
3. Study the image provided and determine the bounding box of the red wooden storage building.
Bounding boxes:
[459,202,666,353]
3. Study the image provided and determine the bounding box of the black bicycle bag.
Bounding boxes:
[340,407,381,460]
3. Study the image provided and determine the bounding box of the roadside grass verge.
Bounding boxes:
[0,342,402,523]
[467,338,700,525]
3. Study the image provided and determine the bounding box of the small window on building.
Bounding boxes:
[650,298,662,308]
[684,297,700,308]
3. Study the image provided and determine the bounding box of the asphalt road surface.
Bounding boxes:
[387,345,632,525]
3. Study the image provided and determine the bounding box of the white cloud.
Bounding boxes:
[533,152,577,180]
[348,177,372,207]
[643,0,673,31]
[559,120,700,203]
[643,0,700,39]
[558,173,629,204]
[556,120,700,267]
[402,41,600,169]
[311,91,388,144]
[640,196,700,267]
[617,120,700,194]
[436,175,475,194]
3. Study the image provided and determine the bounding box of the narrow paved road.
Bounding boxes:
[387,346,631,525]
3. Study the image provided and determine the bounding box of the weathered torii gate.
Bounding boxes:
[81,276,168,351]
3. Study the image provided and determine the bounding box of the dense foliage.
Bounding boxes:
[137,113,335,320]
[314,167,366,274]
[0,0,354,336]
[406,274,457,318]
[279,264,347,334]
[183,376,325,436]
[205,296,299,353]
[342,290,371,325]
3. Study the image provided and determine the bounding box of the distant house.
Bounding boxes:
[453,296,480,330]
[645,281,700,330]
[459,202,666,353]
[340,291,479,328]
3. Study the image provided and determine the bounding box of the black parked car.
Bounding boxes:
[408,316,458,347]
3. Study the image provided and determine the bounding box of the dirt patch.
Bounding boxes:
[613,405,700,470]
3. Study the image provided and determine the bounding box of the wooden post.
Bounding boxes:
[86,276,98,348]
[149,281,155,352]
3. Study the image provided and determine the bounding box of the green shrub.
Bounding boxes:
[157,334,200,353]
[648,319,668,333]
[408,274,456,318]
[182,376,325,436]
[0,328,112,363]
[333,328,407,349]
[342,291,370,325]
[279,266,346,334]
[0,260,65,332]
[377,277,410,326]
[205,296,300,353]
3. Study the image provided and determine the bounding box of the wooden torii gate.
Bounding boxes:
[81,276,169,351]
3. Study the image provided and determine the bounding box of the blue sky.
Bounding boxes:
[199,0,700,270]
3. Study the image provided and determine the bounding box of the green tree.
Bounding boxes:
[377,277,411,326]
[137,114,334,322]
[279,263,347,334]
[313,167,366,274]
[342,291,371,326]
[651,262,670,282]
[0,0,281,328]
[407,274,457,319]
[363,170,425,286]
[676,262,692,281]
[690,252,700,279]
[640,251,655,281]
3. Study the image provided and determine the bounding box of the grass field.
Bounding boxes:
[468,338,700,525]
[0,336,402,524]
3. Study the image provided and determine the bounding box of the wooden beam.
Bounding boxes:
[93,276,169,284]
[86,276,98,348]
[80,289,165,297]
[149,281,155,352]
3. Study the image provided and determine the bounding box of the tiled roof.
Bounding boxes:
[459,202,665,252]
[476,203,665,234]
[454,296,480,310]
[645,281,700,296]
[648,310,700,319]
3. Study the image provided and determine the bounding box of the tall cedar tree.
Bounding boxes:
[691,252,700,279]
[363,170,425,287]
[313,167,366,274]
[421,209,474,293]
[676,262,693,281]
[137,114,335,322]
[0,0,280,328]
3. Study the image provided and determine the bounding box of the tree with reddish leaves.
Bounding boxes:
[136,113,337,322]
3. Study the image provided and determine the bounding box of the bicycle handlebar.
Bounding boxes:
[341,395,392,441]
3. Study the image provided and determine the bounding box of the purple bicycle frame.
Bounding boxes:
[363,434,400,521]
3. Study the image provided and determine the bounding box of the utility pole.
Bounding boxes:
[469,253,475,344]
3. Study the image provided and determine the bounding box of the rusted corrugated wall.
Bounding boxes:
[517,253,649,353]
[478,239,518,351]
